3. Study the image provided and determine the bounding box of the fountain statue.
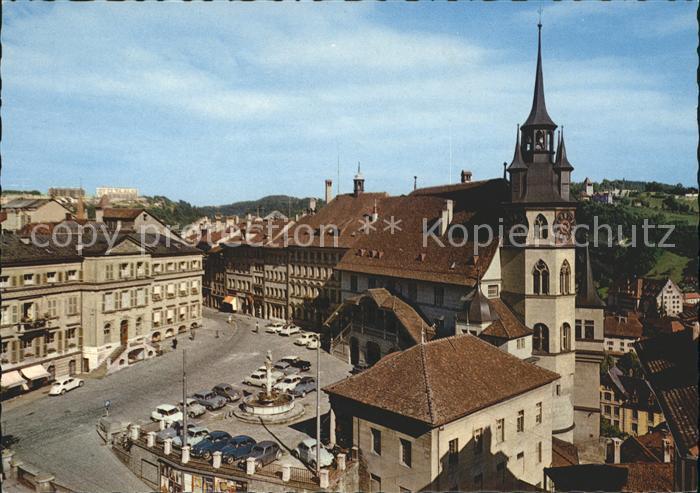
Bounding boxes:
[235,348,303,424]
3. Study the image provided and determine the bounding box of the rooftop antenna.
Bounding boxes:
[336,141,341,196]
[414,176,417,191]
[538,5,543,29]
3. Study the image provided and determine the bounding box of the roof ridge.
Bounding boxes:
[419,342,437,424]
[629,435,663,463]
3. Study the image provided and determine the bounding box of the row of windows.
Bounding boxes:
[152,280,200,299]
[152,259,201,274]
[1,270,80,288]
[1,297,80,325]
[152,303,201,326]
[533,323,572,352]
[1,328,78,355]
[532,259,571,295]
[103,289,149,313]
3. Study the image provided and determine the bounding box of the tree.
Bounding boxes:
[617,351,643,378]
[600,419,627,439]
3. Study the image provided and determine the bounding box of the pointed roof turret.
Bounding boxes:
[468,273,497,324]
[576,242,605,308]
[554,128,574,170]
[523,22,556,129]
[507,125,527,171]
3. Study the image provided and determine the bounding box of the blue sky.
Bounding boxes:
[2,2,697,205]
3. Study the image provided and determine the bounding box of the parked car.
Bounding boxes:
[212,383,242,402]
[243,441,282,469]
[156,421,199,443]
[306,337,319,350]
[290,376,317,398]
[265,322,284,334]
[273,361,299,376]
[172,426,210,448]
[256,366,285,381]
[151,404,184,426]
[350,362,370,375]
[48,377,84,396]
[192,390,227,411]
[292,438,334,469]
[279,356,299,365]
[191,431,232,460]
[273,374,302,393]
[220,435,257,465]
[289,359,311,372]
[179,398,206,418]
[279,324,301,337]
[294,333,316,346]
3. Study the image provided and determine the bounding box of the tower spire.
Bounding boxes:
[523,19,556,129]
[554,126,574,170]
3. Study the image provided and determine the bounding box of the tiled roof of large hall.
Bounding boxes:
[324,334,559,427]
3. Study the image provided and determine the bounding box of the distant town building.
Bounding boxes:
[48,187,85,199]
[95,206,182,243]
[604,312,644,355]
[0,230,203,396]
[1,198,73,231]
[95,187,139,202]
[608,277,683,317]
[600,367,666,437]
[582,177,594,198]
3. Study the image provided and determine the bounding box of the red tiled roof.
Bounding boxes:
[480,298,533,340]
[324,334,559,426]
[545,463,673,492]
[604,313,643,339]
[622,430,672,463]
[101,207,145,220]
[551,437,579,467]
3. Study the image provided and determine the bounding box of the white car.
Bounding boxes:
[265,322,285,334]
[179,398,206,418]
[48,376,84,396]
[294,333,316,346]
[306,337,320,350]
[292,438,334,469]
[151,404,184,425]
[279,325,301,337]
[245,369,284,387]
[274,375,302,393]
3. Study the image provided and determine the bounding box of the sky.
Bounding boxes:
[2,2,697,206]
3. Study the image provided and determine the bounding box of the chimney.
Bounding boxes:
[309,198,317,212]
[76,194,86,221]
[439,200,453,236]
[662,437,672,463]
[325,179,333,204]
[371,200,378,223]
[461,170,472,183]
[610,437,622,464]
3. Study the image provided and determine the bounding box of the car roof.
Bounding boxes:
[158,404,177,411]
[214,383,231,388]
[209,431,230,437]
[194,390,212,395]
[231,435,254,442]
[255,440,277,447]
[53,377,73,383]
[190,426,208,433]
[300,438,318,447]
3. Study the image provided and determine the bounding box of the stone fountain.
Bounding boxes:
[235,350,303,424]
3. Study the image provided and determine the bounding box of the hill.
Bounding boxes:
[197,195,321,219]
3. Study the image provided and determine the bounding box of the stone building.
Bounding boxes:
[608,277,684,317]
[603,312,644,355]
[324,335,560,491]
[1,198,73,231]
[95,187,139,202]
[0,230,203,392]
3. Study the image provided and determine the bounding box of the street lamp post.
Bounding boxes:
[315,334,321,477]
[182,349,187,449]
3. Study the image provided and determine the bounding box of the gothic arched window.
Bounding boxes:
[534,323,549,353]
[561,323,571,351]
[560,260,571,295]
[534,214,549,240]
[533,260,550,295]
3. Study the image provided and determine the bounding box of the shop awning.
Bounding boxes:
[20,365,51,381]
[223,296,235,304]
[1,370,28,389]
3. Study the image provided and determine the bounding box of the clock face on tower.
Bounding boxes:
[554,211,576,244]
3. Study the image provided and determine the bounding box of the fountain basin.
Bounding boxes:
[242,392,294,415]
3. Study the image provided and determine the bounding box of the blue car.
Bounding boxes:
[191,431,232,460]
[220,435,256,465]
[291,376,317,398]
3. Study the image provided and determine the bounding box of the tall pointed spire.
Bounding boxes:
[576,241,605,308]
[523,21,556,129]
[508,124,527,170]
[554,126,574,170]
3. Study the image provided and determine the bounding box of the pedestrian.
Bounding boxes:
[215,329,219,339]
[189,328,195,341]
[227,314,233,324]
[171,338,178,350]
[254,321,259,333]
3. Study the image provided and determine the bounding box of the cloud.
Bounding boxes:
[2,2,696,204]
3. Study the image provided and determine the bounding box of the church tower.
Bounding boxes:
[501,22,578,444]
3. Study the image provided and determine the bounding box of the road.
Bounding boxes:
[1,309,351,492]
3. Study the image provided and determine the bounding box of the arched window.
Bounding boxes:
[560,260,571,294]
[534,214,548,240]
[533,260,550,295]
[561,323,571,351]
[534,323,549,353]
